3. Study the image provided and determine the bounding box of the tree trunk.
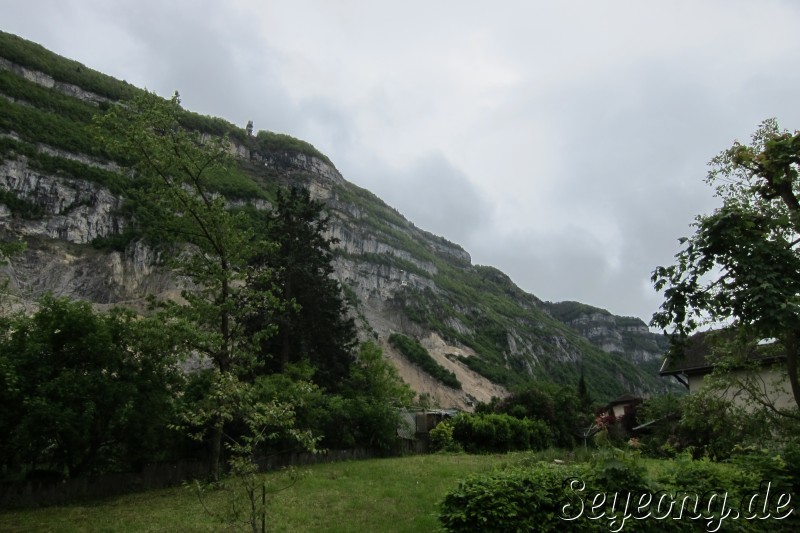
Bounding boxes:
[209,422,223,481]
[784,330,800,411]
[280,279,292,369]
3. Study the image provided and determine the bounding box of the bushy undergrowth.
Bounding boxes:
[440,447,800,532]
[439,462,593,532]
[449,413,552,453]
[429,420,462,453]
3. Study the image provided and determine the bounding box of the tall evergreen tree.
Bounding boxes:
[250,186,357,391]
[577,369,592,410]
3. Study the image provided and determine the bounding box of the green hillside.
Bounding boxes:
[0,30,671,402]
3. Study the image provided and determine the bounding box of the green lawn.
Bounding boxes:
[1,450,750,532]
[0,453,522,532]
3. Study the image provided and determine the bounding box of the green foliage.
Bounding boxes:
[300,342,414,452]
[0,137,126,192]
[577,372,592,409]
[186,373,318,533]
[0,94,107,158]
[0,69,100,123]
[456,354,519,386]
[0,295,183,479]
[0,189,44,219]
[781,441,800,493]
[679,390,766,460]
[96,91,288,479]
[547,300,612,323]
[439,463,592,532]
[429,420,463,453]
[348,342,414,408]
[388,333,461,389]
[90,229,141,252]
[247,186,357,391]
[0,31,140,101]
[249,342,413,454]
[589,448,648,493]
[0,238,25,267]
[635,393,685,457]
[492,384,588,448]
[253,353,409,453]
[255,130,333,166]
[450,413,552,453]
[497,387,557,422]
[728,445,795,493]
[652,118,800,412]
[176,108,245,142]
[204,164,267,200]
[439,446,800,532]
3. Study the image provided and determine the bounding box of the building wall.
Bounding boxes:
[689,366,795,410]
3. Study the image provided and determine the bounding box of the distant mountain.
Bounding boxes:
[0,31,676,409]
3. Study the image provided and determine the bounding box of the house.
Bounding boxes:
[659,331,794,410]
[603,394,643,420]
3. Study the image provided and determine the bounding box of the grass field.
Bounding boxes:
[2,449,752,532]
[0,453,532,532]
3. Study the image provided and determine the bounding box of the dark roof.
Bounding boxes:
[607,394,642,406]
[659,330,785,376]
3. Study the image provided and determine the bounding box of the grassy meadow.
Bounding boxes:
[2,449,771,532]
[0,453,526,532]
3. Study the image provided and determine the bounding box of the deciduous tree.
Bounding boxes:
[652,119,800,414]
[0,296,183,478]
[97,91,287,479]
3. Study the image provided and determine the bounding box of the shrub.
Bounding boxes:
[781,441,800,494]
[678,391,766,460]
[492,384,585,448]
[450,413,553,453]
[439,462,593,532]
[0,189,44,219]
[588,448,649,494]
[635,393,685,457]
[728,445,794,493]
[429,420,462,453]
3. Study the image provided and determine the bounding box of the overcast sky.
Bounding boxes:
[5,0,800,323]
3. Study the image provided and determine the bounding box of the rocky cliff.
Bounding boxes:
[546,301,669,364]
[0,32,674,408]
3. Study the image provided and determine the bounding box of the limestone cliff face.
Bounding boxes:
[0,157,123,244]
[545,302,669,364]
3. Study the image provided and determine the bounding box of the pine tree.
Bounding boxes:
[577,370,592,410]
[250,186,357,391]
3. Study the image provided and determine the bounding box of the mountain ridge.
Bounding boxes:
[0,31,677,408]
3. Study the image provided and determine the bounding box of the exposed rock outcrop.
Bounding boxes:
[546,302,668,364]
[0,158,123,243]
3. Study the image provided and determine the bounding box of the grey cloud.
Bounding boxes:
[345,151,493,247]
[6,1,800,324]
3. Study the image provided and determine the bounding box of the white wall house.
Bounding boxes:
[660,331,795,411]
